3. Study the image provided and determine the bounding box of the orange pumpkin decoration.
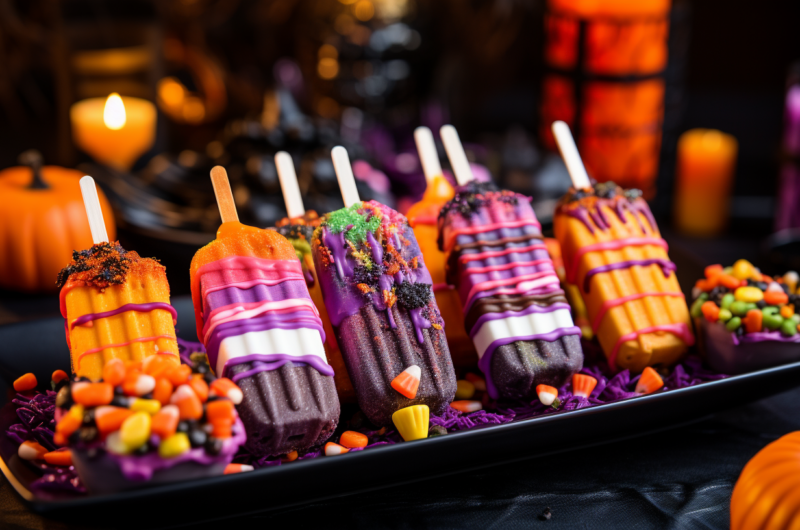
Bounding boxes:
[731,431,800,529]
[0,151,115,292]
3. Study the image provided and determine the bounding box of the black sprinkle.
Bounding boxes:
[395,282,432,310]
[353,262,385,288]
[276,223,313,242]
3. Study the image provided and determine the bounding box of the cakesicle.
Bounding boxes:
[190,166,338,456]
[57,177,179,381]
[311,146,456,426]
[405,127,477,367]
[552,121,693,372]
[438,125,583,400]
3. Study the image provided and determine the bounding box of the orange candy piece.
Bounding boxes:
[13,373,37,392]
[339,431,369,448]
[165,364,192,386]
[72,382,114,407]
[390,365,421,399]
[153,377,173,405]
[743,309,764,334]
[53,433,67,447]
[51,370,69,384]
[94,406,134,435]
[171,385,203,420]
[281,450,299,463]
[704,264,723,279]
[151,405,180,440]
[572,373,598,398]
[781,304,795,319]
[701,301,721,323]
[103,358,127,387]
[764,290,789,306]
[55,407,83,438]
[44,448,73,466]
[635,367,664,395]
[143,354,175,379]
[206,399,234,421]
[209,378,243,404]
[189,376,209,403]
[719,274,745,290]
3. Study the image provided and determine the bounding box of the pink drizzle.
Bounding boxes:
[464,270,559,311]
[77,336,177,370]
[564,237,669,284]
[196,256,304,295]
[202,298,320,344]
[443,218,542,254]
[608,323,695,371]
[591,292,686,332]
[461,258,552,276]
[458,243,547,264]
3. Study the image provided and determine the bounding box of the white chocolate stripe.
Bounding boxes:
[472,308,577,359]
[217,328,328,377]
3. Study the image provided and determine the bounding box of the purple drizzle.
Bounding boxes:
[225,354,335,381]
[583,258,676,292]
[70,302,177,330]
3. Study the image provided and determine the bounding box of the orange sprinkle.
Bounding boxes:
[704,264,723,279]
[189,376,209,403]
[43,448,72,466]
[781,304,795,319]
[153,377,173,406]
[13,373,37,392]
[339,431,368,448]
[281,450,299,463]
[102,358,127,387]
[701,301,721,323]
[72,382,114,407]
[51,370,69,384]
[165,364,192,386]
[743,309,763,334]
[764,290,789,306]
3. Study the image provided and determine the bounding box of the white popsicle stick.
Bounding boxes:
[551,121,592,190]
[79,176,108,244]
[440,125,474,186]
[413,126,442,186]
[275,151,305,219]
[331,146,361,208]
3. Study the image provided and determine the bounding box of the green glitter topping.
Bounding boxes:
[324,202,381,243]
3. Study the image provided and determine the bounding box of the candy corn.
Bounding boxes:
[572,374,598,399]
[224,463,254,474]
[13,373,37,392]
[43,448,73,466]
[635,367,664,395]
[450,400,482,413]
[536,384,561,408]
[390,365,421,399]
[339,431,369,449]
[392,404,430,442]
[18,440,48,461]
[209,378,243,405]
[324,442,350,456]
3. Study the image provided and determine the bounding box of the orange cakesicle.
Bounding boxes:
[406,175,477,368]
[58,242,179,381]
[275,211,356,402]
[553,183,693,372]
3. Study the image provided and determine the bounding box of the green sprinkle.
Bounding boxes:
[720,293,735,310]
[725,316,741,331]
[718,308,732,322]
[324,203,381,243]
[730,300,749,316]
[690,293,708,318]
[781,318,798,336]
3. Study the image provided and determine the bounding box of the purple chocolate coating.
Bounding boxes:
[230,362,340,456]
[489,334,584,400]
[334,303,457,426]
[698,318,800,375]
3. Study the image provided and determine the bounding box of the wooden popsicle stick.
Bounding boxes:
[439,125,474,186]
[275,151,305,219]
[79,176,109,244]
[414,126,442,186]
[331,146,361,208]
[551,121,592,190]
[210,165,239,223]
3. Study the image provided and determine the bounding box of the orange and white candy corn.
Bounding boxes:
[324,442,349,456]
[18,440,48,461]
[450,400,482,413]
[635,367,664,395]
[209,377,243,404]
[390,365,421,399]
[224,463,254,474]
[572,373,598,399]
[536,384,561,408]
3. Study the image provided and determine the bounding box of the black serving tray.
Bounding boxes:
[2,296,800,526]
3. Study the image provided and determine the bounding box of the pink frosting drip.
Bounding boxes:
[464,270,559,312]
[609,323,695,371]
[202,298,320,344]
[458,243,547,264]
[591,291,685,333]
[197,256,304,299]
[564,237,669,284]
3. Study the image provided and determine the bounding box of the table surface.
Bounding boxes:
[0,232,789,529]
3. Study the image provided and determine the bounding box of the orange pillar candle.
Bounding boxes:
[70,93,156,171]
[673,129,738,236]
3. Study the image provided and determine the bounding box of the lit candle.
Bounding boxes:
[70,93,156,171]
[673,128,738,237]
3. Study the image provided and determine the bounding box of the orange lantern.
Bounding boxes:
[541,0,672,196]
[0,151,116,292]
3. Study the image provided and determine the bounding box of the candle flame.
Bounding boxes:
[103,93,126,130]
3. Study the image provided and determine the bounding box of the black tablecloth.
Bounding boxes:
[1,385,797,529]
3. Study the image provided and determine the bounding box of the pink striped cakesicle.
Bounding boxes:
[438,182,584,400]
[554,181,693,373]
[190,221,339,457]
